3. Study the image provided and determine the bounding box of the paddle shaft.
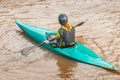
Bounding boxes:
[21,36,57,56]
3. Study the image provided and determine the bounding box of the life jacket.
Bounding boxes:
[56,23,75,47]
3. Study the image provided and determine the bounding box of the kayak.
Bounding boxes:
[15,21,120,70]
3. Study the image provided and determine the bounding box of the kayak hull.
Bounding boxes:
[15,21,119,70]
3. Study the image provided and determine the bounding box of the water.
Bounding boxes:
[0,0,120,80]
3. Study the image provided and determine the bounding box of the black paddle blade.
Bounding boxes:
[74,22,85,27]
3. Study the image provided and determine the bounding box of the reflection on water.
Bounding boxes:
[57,57,76,79]
[46,53,77,79]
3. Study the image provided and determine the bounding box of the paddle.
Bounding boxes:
[21,42,45,56]
[21,21,85,56]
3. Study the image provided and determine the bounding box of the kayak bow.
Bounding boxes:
[15,21,120,70]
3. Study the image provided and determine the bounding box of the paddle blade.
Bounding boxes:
[21,42,45,56]
[74,22,85,28]
[21,46,35,56]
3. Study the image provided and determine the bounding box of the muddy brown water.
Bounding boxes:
[0,0,120,80]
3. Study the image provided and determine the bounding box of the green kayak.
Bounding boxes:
[15,21,120,70]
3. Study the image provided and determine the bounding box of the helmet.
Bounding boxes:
[58,14,68,25]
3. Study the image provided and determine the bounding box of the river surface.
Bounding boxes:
[0,0,120,80]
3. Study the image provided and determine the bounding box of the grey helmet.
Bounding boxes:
[58,14,68,25]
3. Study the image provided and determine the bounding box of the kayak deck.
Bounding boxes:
[15,21,120,70]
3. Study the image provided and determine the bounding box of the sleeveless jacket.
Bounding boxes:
[56,23,75,47]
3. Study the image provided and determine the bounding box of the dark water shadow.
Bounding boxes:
[45,52,77,79]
